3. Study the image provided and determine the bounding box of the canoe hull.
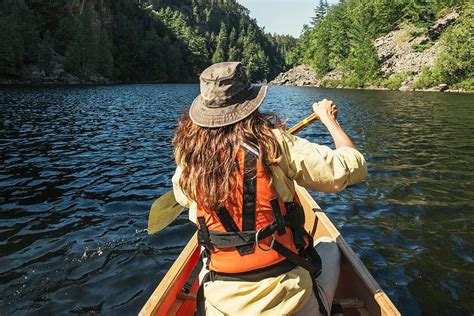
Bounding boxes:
[140,185,400,316]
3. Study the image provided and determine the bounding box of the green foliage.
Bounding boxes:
[292,0,471,89]
[343,3,380,87]
[212,23,228,63]
[322,79,342,88]
[0,0,294,82]
[0,0,40,76]
[414,3,473,89]
[411,40,435,52]
[0,17,21,76]
[96,29,114,78]
[457,76,474,91]
[381,71,411,90]
[431,5,473,85]
[413,67,438,89]
[311,0,329,26]
[306,20,331,77]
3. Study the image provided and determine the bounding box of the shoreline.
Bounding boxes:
[0,79,196,87]
[268,83,471,94]
[1,80,470,94]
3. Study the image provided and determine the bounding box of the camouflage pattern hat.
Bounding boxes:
[189,62,267,128]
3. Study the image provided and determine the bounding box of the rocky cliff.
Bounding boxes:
[271,10,465,92]
[0,51,111,85]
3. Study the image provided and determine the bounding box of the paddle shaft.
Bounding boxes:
[287,112,319,135]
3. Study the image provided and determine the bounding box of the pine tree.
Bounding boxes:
[344,10,380,87]
[309,21,331,76]
[327,4,350,69]
[311,0,328,26]
[211,22,228,63]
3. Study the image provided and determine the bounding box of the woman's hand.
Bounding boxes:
[312,99,355,149]
[312,99,338,124]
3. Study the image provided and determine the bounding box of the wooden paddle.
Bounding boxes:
[147,112,319,234]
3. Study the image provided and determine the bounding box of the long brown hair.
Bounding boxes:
[173,110,285,211]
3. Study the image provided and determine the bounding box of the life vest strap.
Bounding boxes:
[242,147,257,233]
[216,207,255,255]
[270,198,286,235]
[271,240,320,276]
[197,216,214,251]
[197,222,277,249]
[209,144,259,255]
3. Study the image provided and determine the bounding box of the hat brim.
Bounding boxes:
[189,85,268,128]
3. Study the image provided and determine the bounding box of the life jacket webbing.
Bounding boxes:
[215,207,254,255]
[213,145,258,255]
[242,148,257,233]
[270,197,286,235]
[197,222,276,249]
[197,216,213,251]
[240,145,257,254]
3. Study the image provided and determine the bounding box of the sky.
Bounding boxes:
[238,0,338,37]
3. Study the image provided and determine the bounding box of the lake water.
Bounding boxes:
[1,85,473,315]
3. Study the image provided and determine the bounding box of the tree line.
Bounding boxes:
[0,0,295,83]
[290,0,472,90]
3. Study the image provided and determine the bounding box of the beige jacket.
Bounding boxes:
[171,129,367,315]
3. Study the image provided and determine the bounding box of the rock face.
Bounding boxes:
[271,65,320,86]
[271,10,461,91]
[375,10,459,90]
[0,50,111,86]
[271,65,344,88]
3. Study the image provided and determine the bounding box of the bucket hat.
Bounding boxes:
[189,62,267,128]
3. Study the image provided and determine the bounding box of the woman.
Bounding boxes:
[172,62,367,315]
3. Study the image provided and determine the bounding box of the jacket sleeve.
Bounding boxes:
[172,165,198,223]
[278,132,368,192]
[172,165,191,208]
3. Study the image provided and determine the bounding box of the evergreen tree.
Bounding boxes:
[311,0,328,26]
[212,22,228,63]
[327,5,350,69]
[344,8,380,87]
[308,21,331,76]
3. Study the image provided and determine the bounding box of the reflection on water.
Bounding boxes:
[1,85,473,314]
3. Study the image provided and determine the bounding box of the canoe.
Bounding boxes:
[140,185,401,316]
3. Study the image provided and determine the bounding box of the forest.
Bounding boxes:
[0,0,296,83]
[0,0,471,89]
[290,0,472,90]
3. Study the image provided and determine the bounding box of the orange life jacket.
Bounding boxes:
[196,142,318,275]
